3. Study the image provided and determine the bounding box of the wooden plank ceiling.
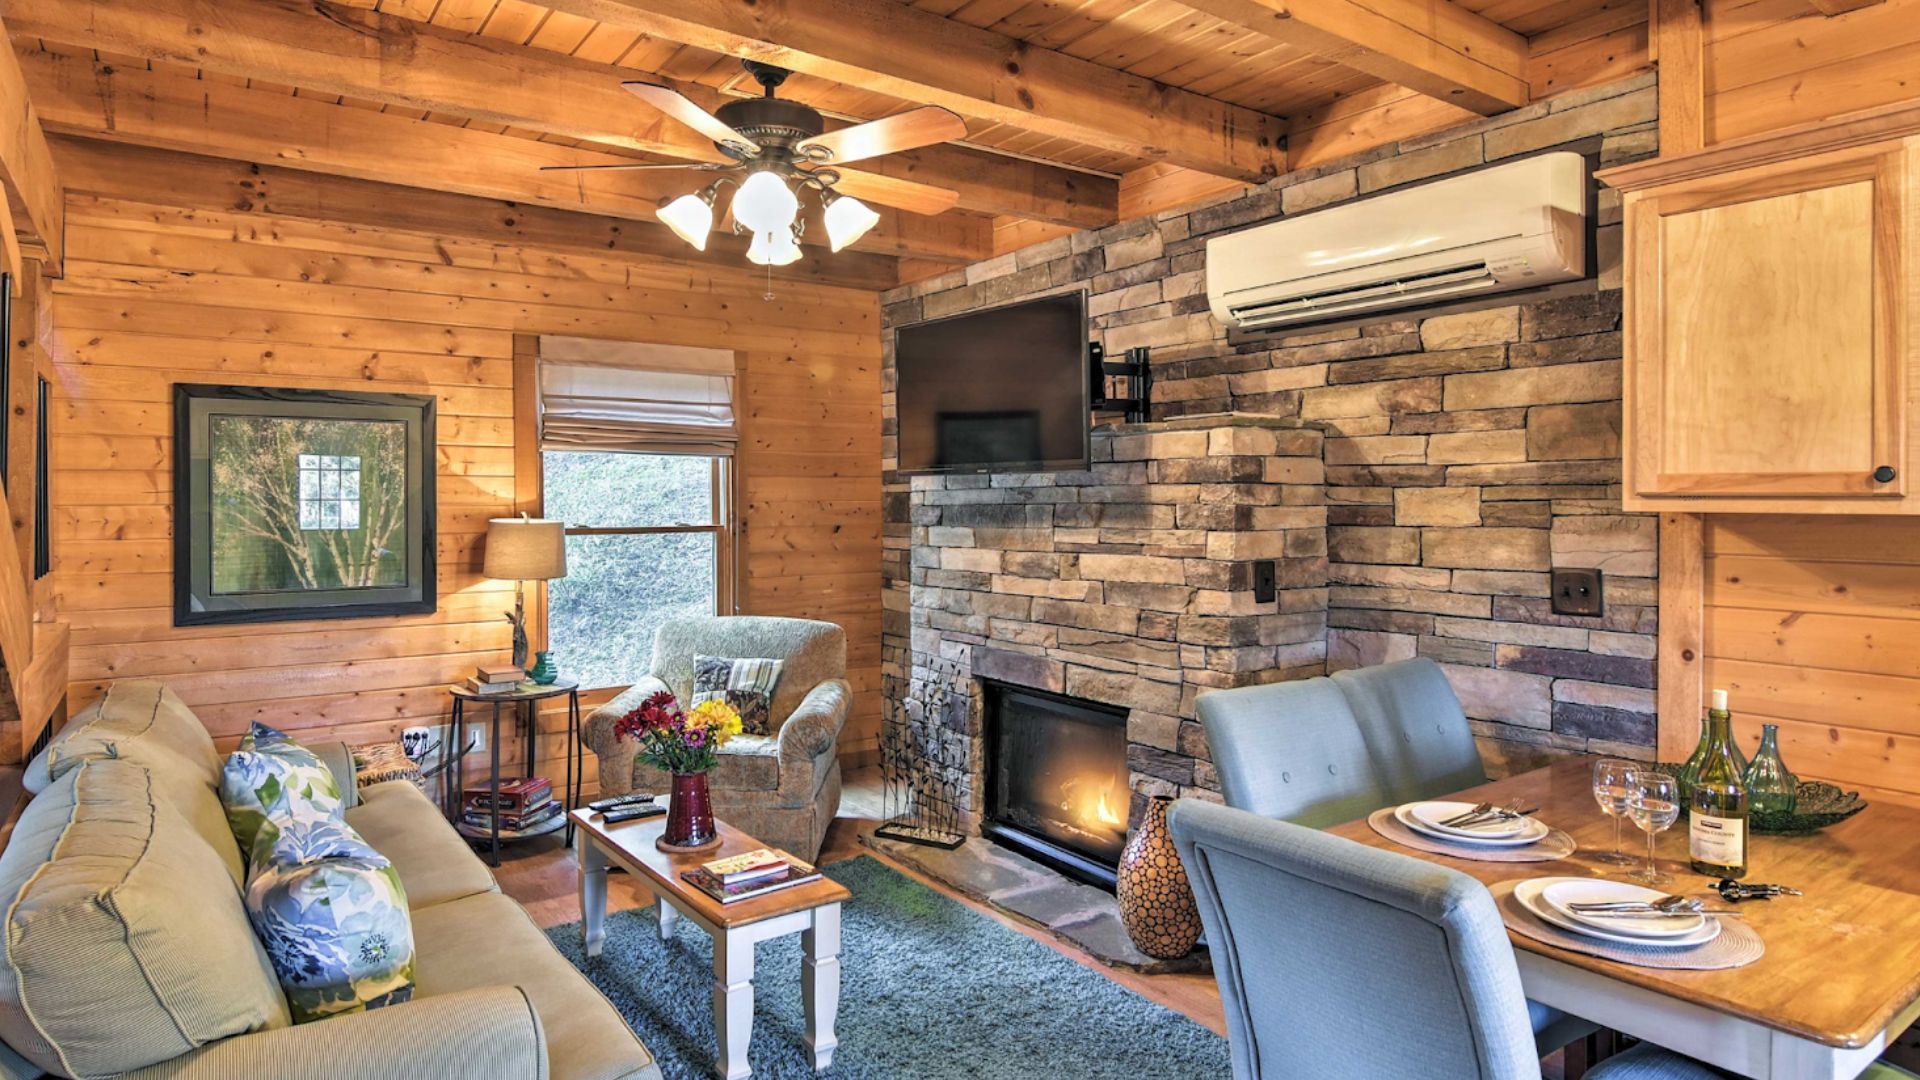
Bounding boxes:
[8,0,1651,288]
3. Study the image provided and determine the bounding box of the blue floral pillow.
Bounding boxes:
[221,721,345,864]
[246,817,415,1023]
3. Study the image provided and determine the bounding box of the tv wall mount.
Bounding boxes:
[1090,343,1153,424]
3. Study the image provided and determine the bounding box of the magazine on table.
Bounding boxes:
[681,851,822,904]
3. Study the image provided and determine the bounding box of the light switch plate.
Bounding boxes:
[1550,568,1604,617]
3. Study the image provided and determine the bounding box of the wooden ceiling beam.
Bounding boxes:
[531,0,1288,182]
[48,136,902,291]
[7,0,1115,231]
[20,49,992,266]
[1180,0,1531,115]
[0,17,62,276]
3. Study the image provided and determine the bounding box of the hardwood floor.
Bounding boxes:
[494,767,1228,1037]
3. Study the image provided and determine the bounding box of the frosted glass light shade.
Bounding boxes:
[656,191,714,250]
[746,229,803,267]
[732,170,799,234]
[823,193,881,252]
[483,517,567,581]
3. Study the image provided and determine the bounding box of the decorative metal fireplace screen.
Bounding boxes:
[982,679,1130,887]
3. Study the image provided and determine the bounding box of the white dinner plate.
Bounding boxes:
[1404,800,1532,839]
[1395,803,1551,847]
[1514,878,1721,949]
[1540,879,1705,939]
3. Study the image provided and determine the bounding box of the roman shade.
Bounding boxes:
[538,336,736,456]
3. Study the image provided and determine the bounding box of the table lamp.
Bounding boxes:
[483,513,567,670]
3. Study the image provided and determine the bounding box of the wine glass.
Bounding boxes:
[1590,758,1638,865]
[1626,771,1680,885]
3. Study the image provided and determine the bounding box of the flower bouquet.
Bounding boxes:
[613,690,743,848]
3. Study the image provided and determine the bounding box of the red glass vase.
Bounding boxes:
[665,771,716,847]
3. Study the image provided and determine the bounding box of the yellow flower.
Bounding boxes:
[688,699,743,745]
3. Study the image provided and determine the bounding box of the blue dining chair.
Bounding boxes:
[1194,676,1388,828]
[1166,798,1723,1080]
[1330,657,1489,804]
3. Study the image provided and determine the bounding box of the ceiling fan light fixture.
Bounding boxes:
[822,191,881,253]
[732,169,800,234]
[656,187,716,251]
[747,227,804,267]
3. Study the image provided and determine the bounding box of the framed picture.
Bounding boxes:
[173,384,436,626]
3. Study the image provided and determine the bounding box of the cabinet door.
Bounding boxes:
[1626,140,1910,502]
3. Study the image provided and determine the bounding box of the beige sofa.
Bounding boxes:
[0,681,657,1080]
[584,616,849,862]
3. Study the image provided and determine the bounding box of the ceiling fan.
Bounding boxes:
[544,60,967,266]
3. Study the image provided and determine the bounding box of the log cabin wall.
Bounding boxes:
[1704,0,1920,145]
[46,141,883,789]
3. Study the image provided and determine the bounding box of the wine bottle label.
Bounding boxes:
[1689,814,1745,865]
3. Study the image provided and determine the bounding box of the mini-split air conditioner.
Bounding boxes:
[1206,151,1589,331]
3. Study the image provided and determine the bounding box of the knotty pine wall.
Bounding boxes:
[47,164,883,789]
[1705,0,1920,144]
[1701,517,1920,810]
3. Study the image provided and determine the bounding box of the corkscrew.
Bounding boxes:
[1716,879,1803,902]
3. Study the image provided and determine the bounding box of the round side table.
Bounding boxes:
[446,678,583,866]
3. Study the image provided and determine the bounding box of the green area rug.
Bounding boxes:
[544,854,1229,1079]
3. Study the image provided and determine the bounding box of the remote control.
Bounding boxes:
[589,793,656,812]
[602,803,666,824]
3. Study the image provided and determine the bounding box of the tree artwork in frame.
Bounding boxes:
[173,384,437,626]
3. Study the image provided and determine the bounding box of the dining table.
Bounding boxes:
[1324,756,1920,1080]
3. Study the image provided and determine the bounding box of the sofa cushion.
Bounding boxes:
[221,721,347,865]
[651,616,845,733]
[0,759,288,1079]
[346,779,497,908]
[633,735,781,794]
[23,681,245,886]
[246,819,416,1024]
[412,891,656,1080]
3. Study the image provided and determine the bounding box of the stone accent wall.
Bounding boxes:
[881,73,1662,824]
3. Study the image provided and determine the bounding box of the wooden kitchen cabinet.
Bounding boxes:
[1600,105,1920,513]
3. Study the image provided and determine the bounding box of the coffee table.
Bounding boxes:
[573,809,852,1080]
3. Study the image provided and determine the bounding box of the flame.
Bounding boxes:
[1060,774,1126,833]
[1093,787,1122,827]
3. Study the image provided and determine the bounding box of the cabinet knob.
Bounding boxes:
[1874,465,1897,483]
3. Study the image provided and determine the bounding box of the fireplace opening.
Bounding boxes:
[981,679,1130,889]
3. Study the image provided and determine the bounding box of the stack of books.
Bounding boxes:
[681,848,822,904]
[461,776,561,836]
[464,664,528,695]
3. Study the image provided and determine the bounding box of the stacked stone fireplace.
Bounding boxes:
[886,416,1330,843]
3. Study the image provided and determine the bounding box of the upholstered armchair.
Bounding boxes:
[583,615,849,861]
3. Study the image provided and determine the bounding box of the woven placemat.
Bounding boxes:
[1367,807,1576,863]
[1492,879,1764,971]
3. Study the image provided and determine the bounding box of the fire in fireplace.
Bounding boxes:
[981,679,1130,888]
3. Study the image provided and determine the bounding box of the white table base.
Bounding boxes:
[1516,950,1918,1080]
[578,829,842,1079]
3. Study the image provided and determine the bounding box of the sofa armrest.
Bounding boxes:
[120,986,547,1080]
[305,739,360,810]
[778,678,851,765]
[582,676,674,796]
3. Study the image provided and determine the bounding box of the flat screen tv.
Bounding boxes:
[895,292,1090,475]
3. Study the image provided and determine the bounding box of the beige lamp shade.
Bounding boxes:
[483,516,568,581]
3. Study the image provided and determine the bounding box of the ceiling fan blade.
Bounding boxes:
[538,162,717,172]
[827,169,961,216]
[796,106,966,166]
[623,81,760,155]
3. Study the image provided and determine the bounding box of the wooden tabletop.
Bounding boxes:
[1325,757,1920,1049]
[571,809,852,930]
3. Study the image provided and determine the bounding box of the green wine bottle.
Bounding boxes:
[1688,688,1750,879]
[1745,723,1799,815]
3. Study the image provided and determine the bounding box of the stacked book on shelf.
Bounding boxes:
[464,663,531,695]
[681,848,822,904]
[461,776,562,837]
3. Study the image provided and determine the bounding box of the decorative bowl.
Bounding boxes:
[1656,763,1868,836]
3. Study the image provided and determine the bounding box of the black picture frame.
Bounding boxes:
[172,384,437,626]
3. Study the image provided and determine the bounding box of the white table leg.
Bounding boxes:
[657,896,680,942]
[803,903,842,1071]
[577,827,608,959]
[712,930,754,1080]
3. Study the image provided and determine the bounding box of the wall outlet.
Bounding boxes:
[1550,568,1604,617]
[1252,559,1277,604]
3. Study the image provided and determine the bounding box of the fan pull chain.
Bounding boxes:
[763,261,775,302]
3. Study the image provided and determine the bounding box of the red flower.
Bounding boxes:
[614,690,685,741]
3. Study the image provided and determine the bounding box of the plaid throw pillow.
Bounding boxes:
[692,655,785,736]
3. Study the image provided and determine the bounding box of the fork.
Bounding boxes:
[1438,802,1493,827]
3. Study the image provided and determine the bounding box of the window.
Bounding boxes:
[541,450,733,690]
[297,454,363,531]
